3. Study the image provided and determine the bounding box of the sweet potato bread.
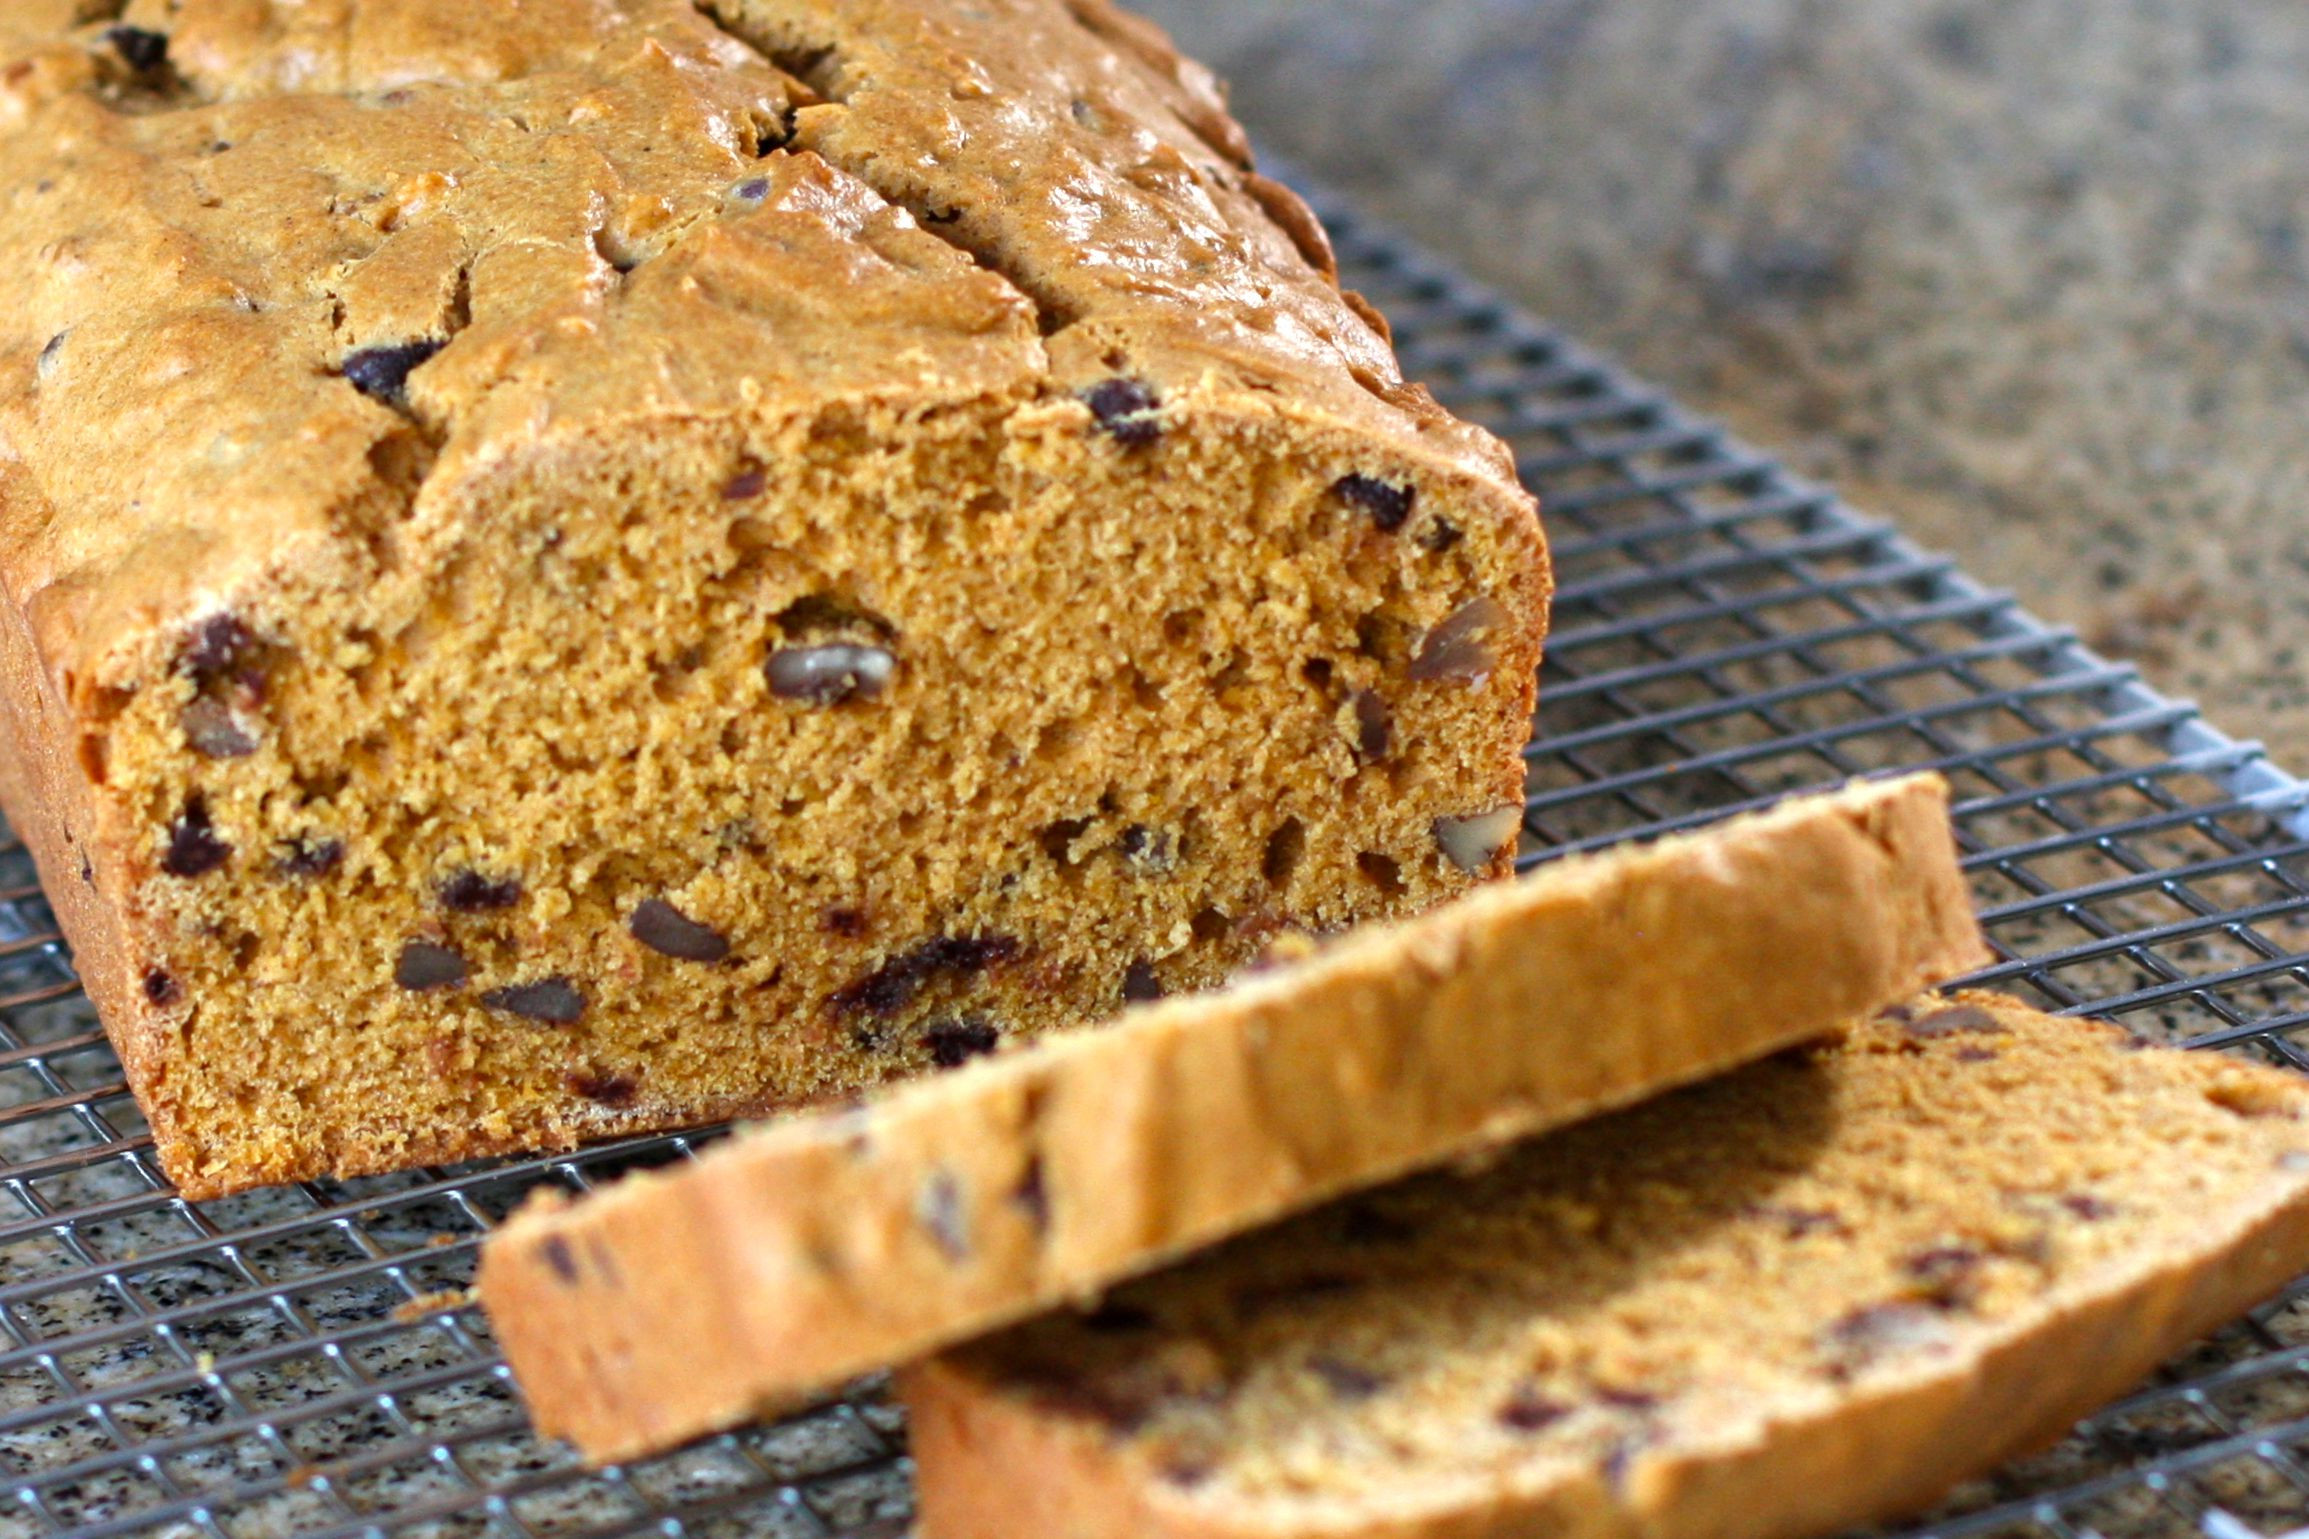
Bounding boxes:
[0,0,1546,1195]
[481,774,1984,1463]
[906,995,2309,1539]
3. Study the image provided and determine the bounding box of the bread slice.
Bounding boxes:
[903,993,2309,1539]
[479,773,1985,1463]
[0,0,1544,1198]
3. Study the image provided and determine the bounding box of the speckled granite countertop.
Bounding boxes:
[1137,0,2309,762]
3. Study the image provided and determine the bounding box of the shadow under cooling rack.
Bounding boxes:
[6,184,2309,1539]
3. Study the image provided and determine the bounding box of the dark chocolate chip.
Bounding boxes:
[2060,1193,2116,1221]
[1331,473,1414,532]
[483,977,586,1024]
[629,898,731,962]
[539,1235,580,1284]
[1011,1156,1050,1231]
[831,933,1020,1017]
[1907,1005,2000,1037]
[919,1170,969,1260]
[162,800,230,878]
[721,466,766,499]
[342,339,446,405]
[104,24,168,71]
[924,1017,1000,1069]
[394,941,467,992]
[142,968,179,1006]
[1122,959,1164,1003]
[181,615,255,680]
[565,1070,638,1108]
[1409,595,1508,684]
[765,643,896,705]
[1351,689,1393,761]
[180,696,257,758]
[276,838,345,879]
[439,870,521,911]
[1418,516,1464,554]
[1497,1389,1570,1432]
[1308,1356,1385,1401]
[1082,1301,1157,1334]
[1083,377,1162,445]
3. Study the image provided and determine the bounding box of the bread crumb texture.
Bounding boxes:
[0,0,1547,1194]
[915,994,2309,1538]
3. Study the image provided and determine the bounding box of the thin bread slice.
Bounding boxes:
[903,993,2309,1539]
[480,773,1984,1463]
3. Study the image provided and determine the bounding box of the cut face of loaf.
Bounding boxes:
[905,995,2309,1539]
[0,0,1546,1195]
[478,773,1985,1464]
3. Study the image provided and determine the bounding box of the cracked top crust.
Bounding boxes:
[0,0,1524,694]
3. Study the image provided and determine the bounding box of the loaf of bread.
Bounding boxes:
[0,0,1545,1196]
[905,994,2309,1539]
[481,774,1984,1463]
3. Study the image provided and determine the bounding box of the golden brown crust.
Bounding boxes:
[479,774,1984,1464]
[901,997,2309,1539]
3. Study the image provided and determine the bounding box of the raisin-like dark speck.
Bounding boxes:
[1332,473,1414,532]
[1119,824,1176,873]
[2061,1193,2116,1220]
[832,933,1020,1016]
[163,801,230,878]
[1352,690,1392,761]
[1122,959,1164,1003]
[181,615,255,680]
[439,870,521,911]
[823,906,868,938]
[566,1070,638,1108]
[104,25,168,71]
[142,969,179,1006]
[629,899,730,962]
[1497,1389,1570,1432]
[1418,516,1464,554]
[721,466,766,499]
[924,1017,999,1068]
[277,838,345,879]
[733,176,770,202]
[342,339,445,405]
[394,941,467,992]
[1083,377,1161,445]
[540,1235,579,1284]
[483,978,586,1024]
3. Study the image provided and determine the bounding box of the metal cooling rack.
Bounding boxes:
[6,186,2309,1539]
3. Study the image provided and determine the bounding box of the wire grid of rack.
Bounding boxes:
[8,189,2309,1539]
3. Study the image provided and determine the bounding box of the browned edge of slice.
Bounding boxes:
[898,997,2309,1539]
[478,772,1985,1464]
